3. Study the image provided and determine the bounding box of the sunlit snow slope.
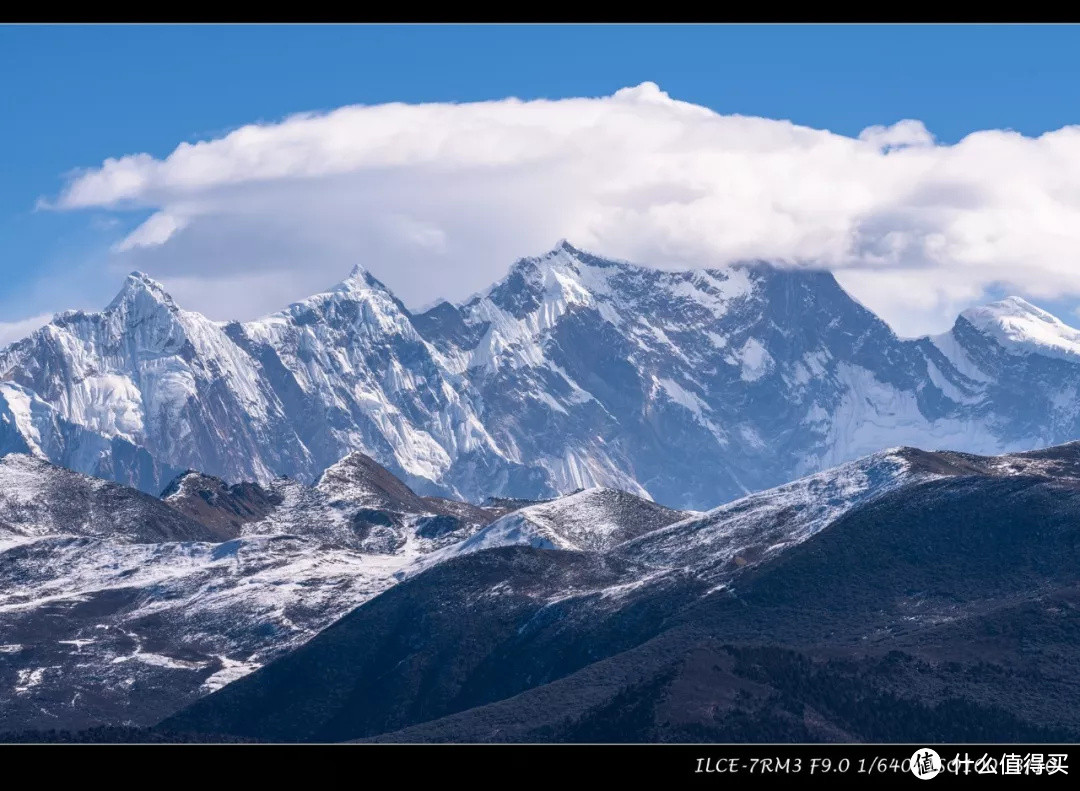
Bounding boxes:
[4,242,1080,509]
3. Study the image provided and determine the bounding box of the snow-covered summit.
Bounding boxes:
[4,243,1080,510]
[106,271,179,313]
[462,486,689,553]
[335,263,375,290]
[0,269,303,492]
[404,485,690,576]
[315,450,428,511]
[264,263,409,332]
[323,263,402,304]
[958,296,1080,361]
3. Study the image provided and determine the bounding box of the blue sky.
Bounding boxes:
[3,24,1080,337]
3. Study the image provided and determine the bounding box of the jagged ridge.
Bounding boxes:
[4,242,1080,508]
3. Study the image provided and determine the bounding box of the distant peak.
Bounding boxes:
[958,296,1080,361]
[536,240,641,272]
[505,242,572,275]
[512,240,597,273]
[332,263,387,296]
[326,449,380,470]
[106,271,178,313]
[129,270,163,287]
[960,296,1061,328]
[497,242,585,292]
[540,239,586,261]
[315,450,422,510]
[344,263,368,281]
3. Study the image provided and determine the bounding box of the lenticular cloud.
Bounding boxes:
[53,82,1080,335]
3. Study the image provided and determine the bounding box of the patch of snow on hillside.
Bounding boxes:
[736,338,774,382]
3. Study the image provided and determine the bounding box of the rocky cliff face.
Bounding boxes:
[3,242,1080,509]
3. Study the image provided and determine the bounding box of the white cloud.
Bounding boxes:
[0,314,53,347]
[858,119,935,150]
[113,211,189,252]
[51,82,1080,336]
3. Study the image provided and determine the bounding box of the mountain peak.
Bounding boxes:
[548,238,578,256]
[500,240,618,283]
[539,238,607,265]
[106,271,178,313]
[959,296,1080,360]
[963,295,1044,321]
[510,239,592,269]
[342,262,369,283]
[331,263,396,298]
[314,450,424,511]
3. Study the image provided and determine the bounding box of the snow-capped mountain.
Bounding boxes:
[222,267,539,498]
[0,382,180,494]
[0,451,507,733]
[164,440,1080,744]
[408,487,690,575]
[0,454,227,548]
[614,441,1080,588]
[461,487,689,553]
[416,441,1080,593]
[0,273,304,493]
[4,242,1080,509]
[428,243,1080,507]
[4,439,1078,736]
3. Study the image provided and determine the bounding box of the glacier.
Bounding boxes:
[3,241,1080,510]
